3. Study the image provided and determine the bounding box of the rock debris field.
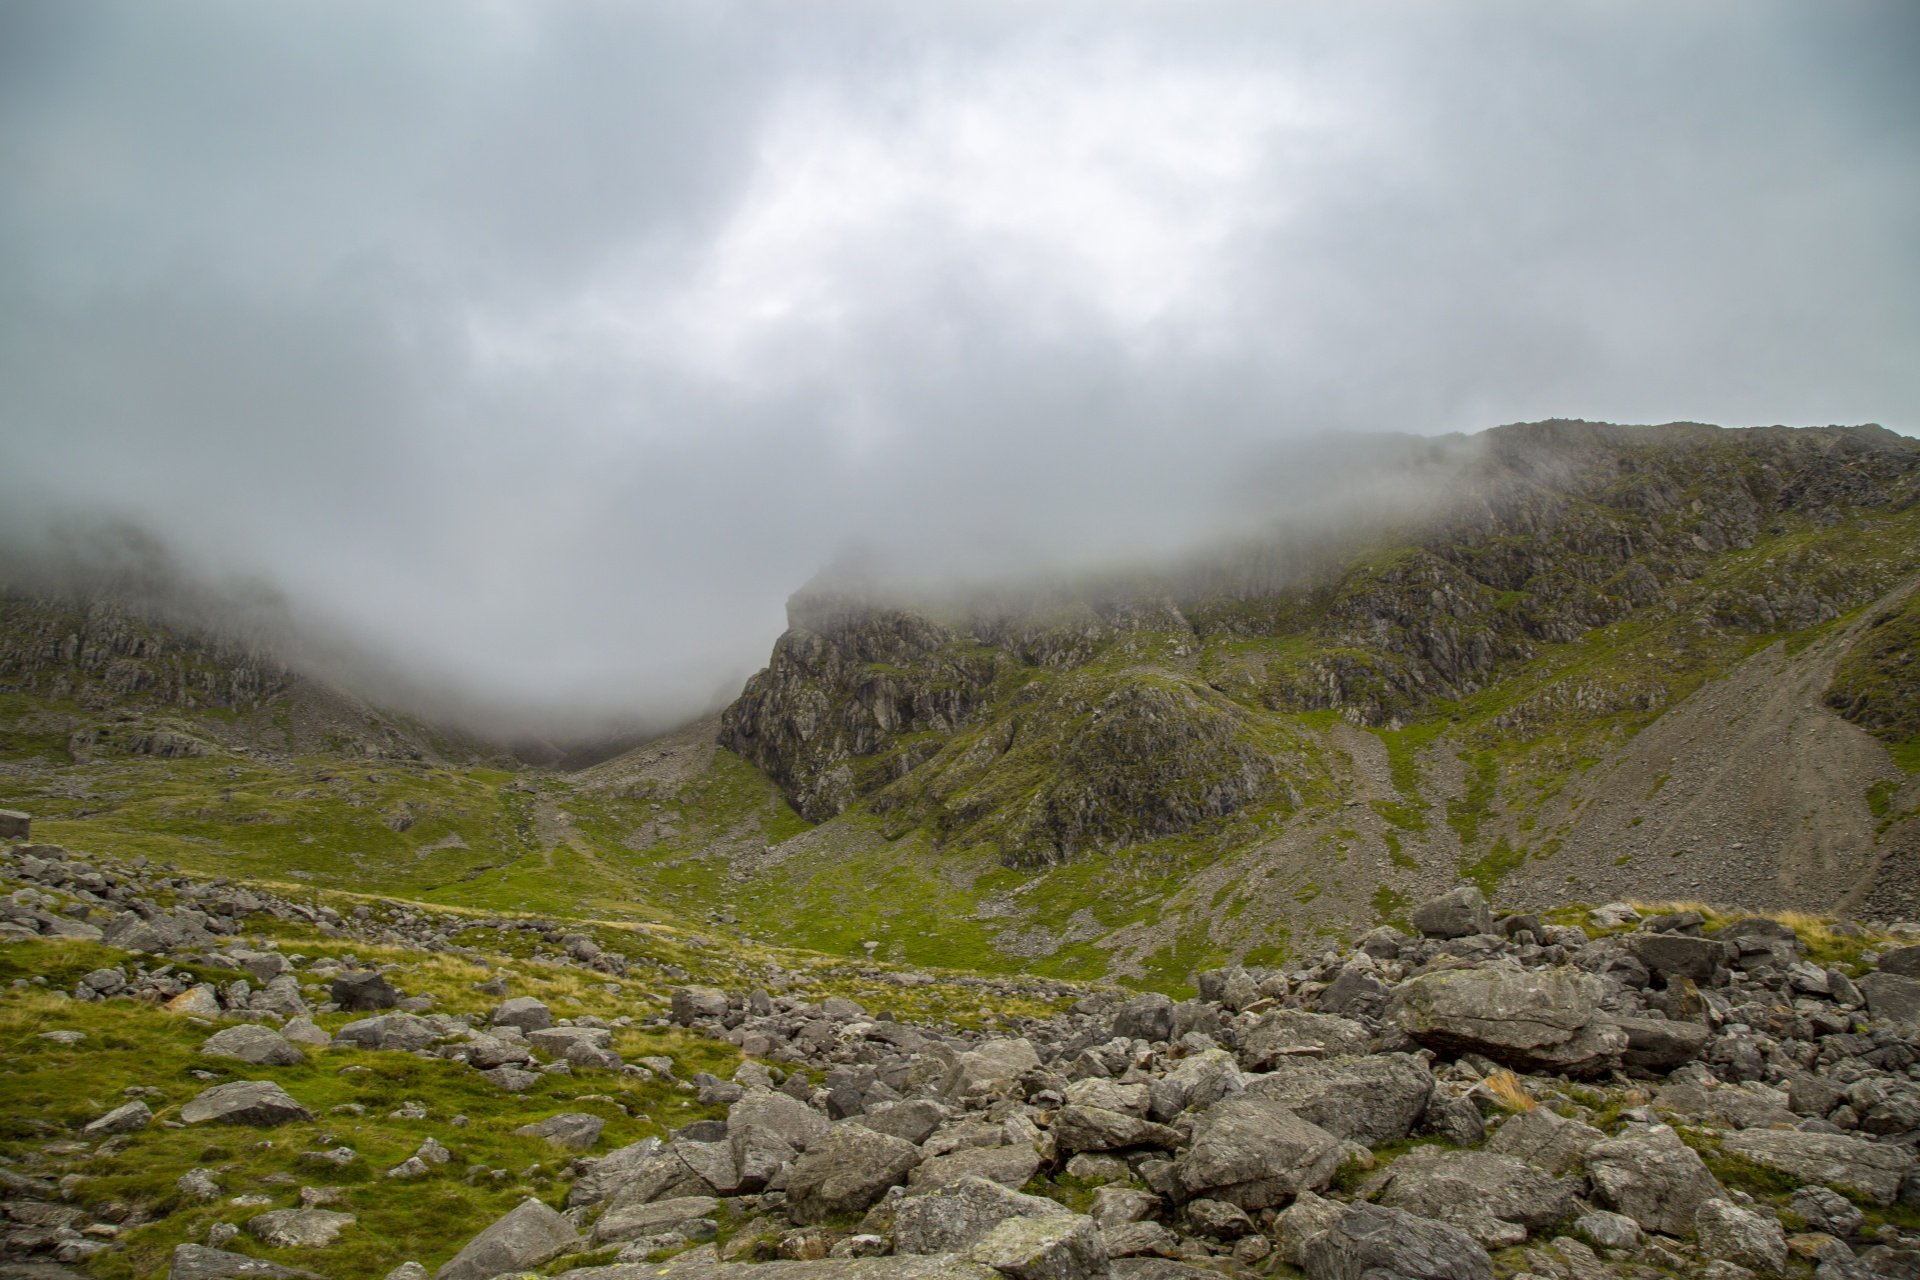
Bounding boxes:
[3,838,1920,1280]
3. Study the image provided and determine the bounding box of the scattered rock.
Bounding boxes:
[513,1112,605,1152]
[180,1080,314,1127]
[1387,966,1627,1077]
[167,1243,323,1280]
[434,1197,582,1280]
[1172,1096,1343,1210]
[1720,1129,1916,1206]
[248,1209,356,1249]
[1584,1124,1726,1236]
[895,1175,1071,1254]
[202,1024,306,1067]
[967,1211,1108,1280]
[1412,887,1492,940]
[1300,1203,1494,1280]
[1696,1199,1788,1274]
[787,1124,923,1225]
[330,970,400,1012]
[83,1100,152,1136]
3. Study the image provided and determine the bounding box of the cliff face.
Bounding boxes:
[718,421,1920,879]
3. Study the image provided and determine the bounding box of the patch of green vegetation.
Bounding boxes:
[1371,886,1411,931]
[1459,838,1526,897]
[1866,778,1900,820]
[1447,752,1499,847]
[1379,830,1417,871]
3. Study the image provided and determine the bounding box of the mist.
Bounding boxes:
[2,2,1916,733]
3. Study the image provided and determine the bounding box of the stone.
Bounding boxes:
[1611,1016,1710,1070]
[1484,1106,1605,1175]
[1856,973,1920,1025]
[894,1175,1070,1254]
[490,995,555,1032]
[1064,1078,1150,1117]
[386,1266,429,1280]
[1575,1211,1640,1250]
[787,1124,923,1224]
[1875,946,1920,977]
[955,1038,1043,1096]
[481,1066,540,1092]
[281,1018,331,1046]
[167,1244,323,1280]
[177,1168,222,1201]
[1242,1053,1433,1146]
[1720,1130,1915,1206]
[671,987,729,1024]
[1379,1149,1575,1233]
[1089,1187,1159,1229]
[1172,1096,1343,1210]
[1274,1189,1348,1265]
[83,1100,153,1135]
[528,1024,612,1056]
[181,1080,314,1127]
[856,1100,948,1146]
[0,809,29,840]
[967,1212,1107,1280]
[1624,933,1724,984]
[1386,966,1626,1078]
[333,1012,437,1052]
[732,1088,834,1151]
[386,1158,431,1179]
[1101,1222,1180,1260]
[1147,1049,1243,1122]
[1696,1199,1788,1273]
[1412,887,1493,940]
[1051,1105,1181,1153]
[1112,994,1176,1043]
[1419,1094,1486,1147]
[1185,1198,1255,1240]
[1789,1188,1863,1239]
[1583,1124,1726,1236]
[330,970,400,1012]
[593,1195,721,1245]
[909,1145,1044,1194]
[1238,1009,1373,1070]
[1300,1203,1494,1280]
[202,1024,306,1067]
[732,1122,799,1191]
[514,1112,605,1152]
[434,1197,583,1280]
[167,985,224,1018]
[248,1209,356,1249]
[464,1034,534,1069]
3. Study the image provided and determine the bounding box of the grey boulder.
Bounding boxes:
[1483,1106,1605,1175]
[787,1124,923,1224]
[1719,1130,1915,1207]
[1377,1149,1574,1237]
[1300,1204,1494,1280]
[731,1088,834,1151]
[1610,1016,1710,1070]
[1238,1010,1372,1071]
[513,1112,605,1152]
[434,1197,582,1280]
[1412,888,1492,940]
[856,1100,949,1146]
[1242,1053,1432,1146]
[1695,1199,1787,1274]
[1112,993,1177,1044]
[202,1024,306,1067]
[1171,1096,1343,1209]
[249,1209,356,1248]
[330,970,400,1012]
[83,1100,153,1136]
[967,1212,1107,1280]
[1386,966,1626,1078]
[1583,1124,1726,1236]
[592,1195,719,1245]
[333,1012,437,1053]
[894,1174,1070,1254]
[181,1080,314,1127]
[168,1244,322,1280]
[491,996,555,1032]
[1855,973,1920,1025]
[1050,1106,1181,1153]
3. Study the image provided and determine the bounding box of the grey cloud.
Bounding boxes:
[0,0,1914,732]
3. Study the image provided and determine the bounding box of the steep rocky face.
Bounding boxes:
[1826,586,1920,753]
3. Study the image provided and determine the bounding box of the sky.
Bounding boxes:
[1,1,1916,732]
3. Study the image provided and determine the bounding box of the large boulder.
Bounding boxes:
[1877,945,1920,978]
[1719,1130,1915,1206]
[1412,888,1492,940]
[1300,1204,1494,1280]
[1583,1124,1725,1236]
[180,1081,313,1127]
[967,1212,1107,1280]
[513,1113,605,1153]
[435,1198,581,1280]
[670,987,729,1025]
[330,970,400,1012]
[1238,1010,1372,1071]
[1377,1149,1574,1238]
[1112,994,1177,1044]
[591,1195,719,1246]
[1856,973,1920,1025]
[1386,966,1626,1078]
[894,1175,1070,1254]
[1148,1049,1243,1122]
[490,996,555,1032]
[1273,1190,1349,1266]
[1694,1199,1787,1273]
[1610,1016,1709,1070]
[83,1100,153,1136]
[568,1138,666,1207]
[167,1244,322,1280]
[787,1124,923,1224]
[248,1209,356,1248]
[1483,1106,1604,1175]
[1242,1053,1432,1146]
[1171,1096,1343,1210]
[733,1088,833,1150]
[1050,1106,1181,1154]
[201,1025,306,1067]
[954,1039,1043,1096]
[1623,934,1723,984]
[856,1100,949,1146]
[909,1145,1043,1195]
[333,1012,438,1053]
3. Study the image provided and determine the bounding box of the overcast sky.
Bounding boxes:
[1,1,1916,731]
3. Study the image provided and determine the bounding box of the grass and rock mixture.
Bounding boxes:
[5,834,1920,1280]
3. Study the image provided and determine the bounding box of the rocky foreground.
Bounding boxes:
[4,838,1920,1280]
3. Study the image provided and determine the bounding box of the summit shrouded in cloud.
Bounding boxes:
[1,1,1916,730]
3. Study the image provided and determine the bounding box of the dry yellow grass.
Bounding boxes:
[1484,1068,1536,1112]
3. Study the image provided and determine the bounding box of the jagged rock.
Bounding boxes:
[1300,1203,1494,1280]
[910,1145,1044,1194]
[1089,1187,1158,1229]
[1574,1211,1640,1250]
[894,1175,1070,1254]
[787,1124,923,1224]
[733,1088,834,1151]
[1720,1130,1916,1206]
[252,975,309,1019]
[168,1243,323,1280]
[330,970,400,1011]
[1172,1096,1343,1209]
[202,1024,306,1066]
[671,987,729,1024]
[177,1168,222,1200]
[282,1017,331,1046]
[1855,973,1920,1024]
[955,1038,1042,1095]
[1412,888,1492,940]
[1377,1149,1574,1234]
[333,1012,437,1052]
[1148,1049,1243,1122]
[1064,1078,1150,1116]
[386,1265,429,1280]
[592,1195,720,1245]
[1483,1106,1604,1175]
[678,1138,744,1193]
[434,1197,582,1280]
[1101,1221,1179,1260]
[1420,1093,1486,1147]
[249,1209,356,1248]
[1051,1105,1181,1153]
[83,1099,152,1135]
[387,1157,431,1179]
[967,1211,1107,1280]
[731,1122,799,1191]
[567,1137,666,1207]
[1386,966,1626,1077]
[1697,1199,1788,1273]
[1185,1198,1255,1240]
[1238,1009,1372,1070]
[1112,993,1176,1043]
[856,1100,949,1145]
[1241,1053,1431,1146]
[181,1080,314,1127]
[463,1034,534,1069]
[1318,968,1392,1019]
[1610,1016,1709,1070]
[1878,945,1920,977]
[167,985,224,1018]
[481,1065,540,1092]
[1584,1124,1726,1235]
[510,1112,604,1152]
[491,995,555,1032]
[1789,1187,1864,1239]
[1274,1190,1348,1265]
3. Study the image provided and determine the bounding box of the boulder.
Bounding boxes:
[1412,888,1492,940]
[1238,1009,1372,1071]
[1483,1106,1604,1175]
[1856,973,1920,1025]
[1610,1016,1709,1070]
[282,1018,331,1046]
[491,996,555,1032]
[330,970,400,1012]
[955,1039,1042,1096]
[1378,1149,1574,1233]
[787,1124,923,1224]
[83,1100,153,1136]
[967,1212,1107,1280]
[1583,1124,1726,1236]
[166,985,224,1018]
[202,1024,306,1067]
[1100,1222,1180,1260]
[1185,1198,1255,1240]
[910,1145,1044,1194]
[1112,994,1176,1044]
[1050,1106,1181,1154]
[1575,1211,1641,1250]
[856,1100,948,1146]
[248,1209,356,1248]
[895,1175,1070,1254]
[671,987,729,1025]
[1624,933,1724,984]
[1274,1190,1348,1265]
[1300,1204,1494,1280]
[1877,945,1920,978]
[1063,1078,1150,1117]
[1788,1187,1864,1239]
[434,1197,582,1280]
[1172,1096,1343,1210]
[731,1122,799,1191]
[1089,1187,1159,1230]
[251,976,309,1019]
[168,1244,322,1280]
[180,1080,313,1127]
[481,1065,540,1092]
[1147,1049,1243,1122]
[1720,1130,1915,1206]
[1696,1199,1787,1273]
[592,1195,720,1245]
[1242,1053,1432,1146]
[1386,966,1626,1078]
[513,1112,605,1152]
